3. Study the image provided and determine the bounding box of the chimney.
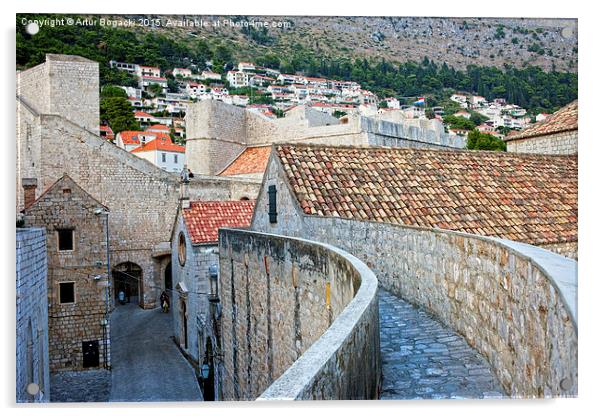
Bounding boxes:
[179,166,190,209]
[22,178,38,208]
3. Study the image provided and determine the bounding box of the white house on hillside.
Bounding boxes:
[131,136,185,173]
[226,71,250,88]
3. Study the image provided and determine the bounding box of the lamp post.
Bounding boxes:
[208,264,219,303]
[94,207,110,369]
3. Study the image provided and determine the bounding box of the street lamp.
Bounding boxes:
[208,264,219,303]
[200,363,210,380]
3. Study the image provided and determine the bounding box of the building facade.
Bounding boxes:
[23,175,112,371]
[16,228,50,402]
[170,198,255,401]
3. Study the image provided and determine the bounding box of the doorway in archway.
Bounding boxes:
[112,262,142,306]
[164,261,172,292]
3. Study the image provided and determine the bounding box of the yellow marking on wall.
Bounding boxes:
[326,282,331,307]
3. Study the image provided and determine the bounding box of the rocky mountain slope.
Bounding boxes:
[120,15,577,72]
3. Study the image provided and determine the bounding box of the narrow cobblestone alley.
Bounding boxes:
[379,289,506,400]
[109,299,202,402]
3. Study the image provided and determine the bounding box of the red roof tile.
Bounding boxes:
[146,124,170,132]
[275,145,577,246]
[132,137,184,154]
[135,111,154,118]
[220,146,271,176]
[505,100,578,141]
[182,200,256,244]
[117,130,143,145]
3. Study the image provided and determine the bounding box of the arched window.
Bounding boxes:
[178,232,187,266]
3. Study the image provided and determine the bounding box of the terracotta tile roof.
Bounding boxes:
[134,111,154,118]
[275,145,577,246]
[220,146,272,176]
[182,200,256,244]
[146,124,170,132]
[118,131,172,145]
[505,100,578,141]
[117,130,143,145]
[132,137,184,154]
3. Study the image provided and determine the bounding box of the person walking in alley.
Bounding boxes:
[160,290,170,313]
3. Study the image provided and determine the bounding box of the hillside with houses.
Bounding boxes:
[101,57,545,170]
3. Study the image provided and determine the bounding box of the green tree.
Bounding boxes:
[100,85,128,99]
[147,83,164,96]
[466,130,506,151]
[100,97,139,134]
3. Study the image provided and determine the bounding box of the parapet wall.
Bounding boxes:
[506,130,578,155]
[218,228,380,400]
[275,216,578,398]
[362,117,466,149]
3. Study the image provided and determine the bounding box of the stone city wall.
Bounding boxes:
[540,241,578,260]
[218,228,380,400]
[185,100,464,176]
[251,156,578,397]
[362,117,467,149]
[506,130,578,155]
[16,228,50,402]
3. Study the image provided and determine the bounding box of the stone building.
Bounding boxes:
[504,100,577,155]
[16,54,261,309]
[16,228,50,402]
[22,175,112,371]
[170,198,255,400]
[185,100,466,177]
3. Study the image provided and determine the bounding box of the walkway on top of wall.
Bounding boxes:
[379,289,506,400]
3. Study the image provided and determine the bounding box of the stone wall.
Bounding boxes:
[540,241,578,260]
[362,117,467,149]
[251,156,578,398]
[23,176,112,371]
[17,54,99,134]
[506,130,577,155]
[218,228,380,400]
[16,228,50,403]
[185,100,466,176]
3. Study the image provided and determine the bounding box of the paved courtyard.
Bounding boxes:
[50,369,111,402]
[109,299,202,402]
[379,289,506,400]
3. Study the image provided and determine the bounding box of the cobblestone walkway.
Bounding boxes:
[50,369,111,402]
[109,300,202,402]
[379,289,506,400]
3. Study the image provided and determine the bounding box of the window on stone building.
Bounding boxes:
[178,232,187,266]
[59,282,75,304]
[162,153,167,163]
[57,229,74,251]
[174,154,178,163]
[268,185,278,223]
